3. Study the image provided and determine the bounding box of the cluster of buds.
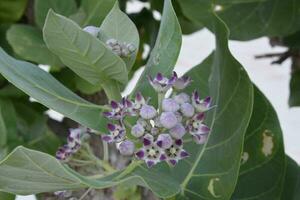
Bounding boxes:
[106,39,136,58]
[102,72,213,167]
[56,127,88,161]
[83,26,136,58]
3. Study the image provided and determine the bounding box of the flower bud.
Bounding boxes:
[173,93,190,104]
[127,43,136,53]
[156,134,173,149]
[83,26,100,37]
[162,98,180,112]
[181,103,195,117]
[169,123,186,139]
[131,123,145,138]
[118,140,135,156]
[140,105,157,119]
[160,112,178,129]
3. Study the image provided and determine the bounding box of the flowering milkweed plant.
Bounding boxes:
[0,0,299,200]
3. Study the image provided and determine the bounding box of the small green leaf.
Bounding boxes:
[43,10,128,86]
[99,3,140,70]
[81,0,116,26]
[133,0,182,105]
[6,24,63,67]
[0,47,107,131]
[34,0,77,29]
[0,0,28,23]
[232,87,286,199]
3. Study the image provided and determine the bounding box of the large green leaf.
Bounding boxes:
[81,0,116,27]
[177,0,300,40]
[0,47,107,131]
[0,0,28,23]
[43,10,128,87]
[99,3,140,70]
[232,87,285,199]
[6,24,63,67]
[281,157,300,200]
[171,15,253,199]
[0,146,180,198]
[133,0,182,105]
[34,0,77,29]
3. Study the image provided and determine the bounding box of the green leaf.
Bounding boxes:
[0,47,107,131]
[43,10,128,86]
[232,87,286,199]
[0,0,28,23]
[0,99,17,146]
[0,146,83,194]
[0,146,180,198]
[6,24,63,67]
[289,69,300,107]
[172,15,253,199]
[81,0,116,27]
[34,0,77,29]
[99,3,140,70]
[133,0,182,105]
[177,0,300,40]
[0,25,13,55]
[281,156,300,200]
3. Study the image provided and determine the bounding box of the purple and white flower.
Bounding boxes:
[187,113,210,144]
[192,124,210,144]
[135,134,166,168]
[192,91,212,112]
[100,72,214,167]
[164,139,189,166]
[148,73,175,93]
[103,98,135,120]
[102,123,126,143]
[172,71,192,90]
[56,128,85,161]
[156,134,173,149]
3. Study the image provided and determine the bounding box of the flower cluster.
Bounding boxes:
[56,127,88,161]
[102,72,213,168]
[106,39,136,58]
[83,26,136,58]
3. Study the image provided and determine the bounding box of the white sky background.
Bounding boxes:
[17,2,300,200]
